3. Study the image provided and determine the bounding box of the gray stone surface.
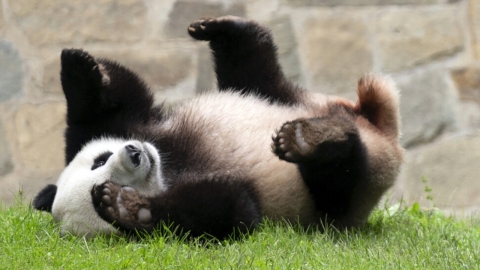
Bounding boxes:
[283,0,450,5]
[298,13,373,95]
[395,135,480,213]
[195,45,215,94]
[396,68,458,147]
[165,1,245,38]
[14,102,66,173]
[0,40,23,101]
[267,15,303,85]
[11,0,146,46]
[375,8,463,72]
[97,48,193,90]
[0,121,13,176]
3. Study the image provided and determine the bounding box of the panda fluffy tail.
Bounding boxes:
[354,74,401,141]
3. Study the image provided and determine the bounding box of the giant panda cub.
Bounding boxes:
[33,16,404,239]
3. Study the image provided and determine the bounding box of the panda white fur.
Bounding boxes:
[33,16,404,239]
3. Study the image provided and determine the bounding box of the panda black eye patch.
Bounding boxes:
[91,151,113,170]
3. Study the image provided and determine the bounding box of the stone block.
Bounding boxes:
[14,102,66,173]
[165,1,245,38]
[0,40,23,101]
[97,48,193,91]
[375,8,463,72]
[298,13,373,95]
[43,58,62,94]
[395,135,480,213]
[267,15,303,85]
[283,0,448,6]
[395,68,458,147]
[11,0,146,46]
[0,121,13,176]
[451,66,480,104]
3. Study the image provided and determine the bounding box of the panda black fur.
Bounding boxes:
[33,16,404,239]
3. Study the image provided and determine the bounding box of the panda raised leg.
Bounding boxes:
[91,177,261,239]
[272,107,368,227]
[61,49,156,164]
[188,16,302,105]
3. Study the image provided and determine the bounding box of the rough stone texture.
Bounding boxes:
[375,8,463,72]
[14,102,66,173]
[298,13,373,95]
[471,0,480,59]
[396,68,458,147]
[165,1,245,38]
[195,45,216,94]
[283,0,449,6]
[43,59,62,94]
[2,0,480,214]
[267,15,303,85]
[451,66,480,104]
[0,121,13,176]
[0,40,23,101]
[11,0,147,46]
[97,48,193,90]
[395,135,480,214]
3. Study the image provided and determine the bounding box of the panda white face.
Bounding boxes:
[50,137,165,237]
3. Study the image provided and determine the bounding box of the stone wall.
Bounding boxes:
[1,0,479,216]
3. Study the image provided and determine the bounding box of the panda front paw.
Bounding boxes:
[188,15,249,41]
[61,49,110,89]
[91,182,153,231]
[272,120,316,163]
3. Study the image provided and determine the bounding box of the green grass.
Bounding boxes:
[1,196,479,270]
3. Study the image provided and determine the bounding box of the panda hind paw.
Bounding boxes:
[272,120,316,163]
[91,182,153,229]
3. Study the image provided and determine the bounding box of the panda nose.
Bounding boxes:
[125,145,141,167]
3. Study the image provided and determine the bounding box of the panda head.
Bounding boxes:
[33,137,166,238]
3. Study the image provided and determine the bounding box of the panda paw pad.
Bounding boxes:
[188,18,215,40]
[272,120,315,163]
[91,182,153,227]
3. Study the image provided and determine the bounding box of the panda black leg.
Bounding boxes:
[92,179,261,239]
[272,113,368,223]
[61,49,156,164]
[61,49,106,125]
[188,16,301,105]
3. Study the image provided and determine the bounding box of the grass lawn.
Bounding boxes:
[1,195,479,270]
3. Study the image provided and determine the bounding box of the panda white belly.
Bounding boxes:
[161,91,330,223]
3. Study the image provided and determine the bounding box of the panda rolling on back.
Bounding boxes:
[33,16,404,239]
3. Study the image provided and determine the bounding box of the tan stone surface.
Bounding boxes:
[43,59,62,94]
[298,13,373,95]
[14,102,66,173]
[283,0,448,6]
[11,0,146,46]
[451,66,480,104]
[165,1,245,38]
[395,135,480,211]
[375,8,463,72]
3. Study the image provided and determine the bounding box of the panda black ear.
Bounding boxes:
[32,184,57,213]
